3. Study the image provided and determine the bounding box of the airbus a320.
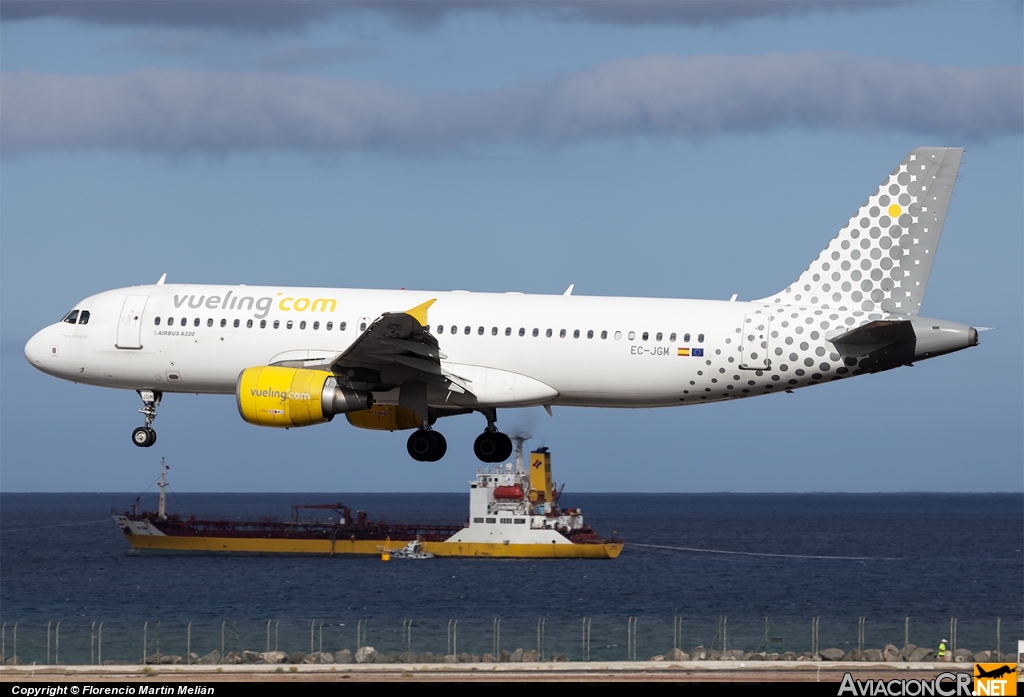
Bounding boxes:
[25,147,979,462]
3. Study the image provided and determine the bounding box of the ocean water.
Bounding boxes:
[1,492,1020,663]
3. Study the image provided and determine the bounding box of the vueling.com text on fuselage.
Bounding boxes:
[172,292,337,319]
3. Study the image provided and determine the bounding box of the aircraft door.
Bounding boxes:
[116,295,149,350]
[739,313,771,370]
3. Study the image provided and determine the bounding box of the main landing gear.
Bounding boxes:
[404,409,513,464]
[131,389,161,448]
[473,409,512,463]
[407,429,447,462]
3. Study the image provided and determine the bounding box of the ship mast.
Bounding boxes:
[157,458,168,521]
[511,436,529,473]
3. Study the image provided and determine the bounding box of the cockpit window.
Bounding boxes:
[62,310,79,324]
[78,311,90,325]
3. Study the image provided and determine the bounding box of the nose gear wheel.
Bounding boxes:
[132,390,162,448]
[132,427,157,448]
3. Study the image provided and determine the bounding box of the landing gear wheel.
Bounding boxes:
[132,426,156,448]
[492,431,512,462]
[474,431,513,463]
[407,430,446,462]
[134,390,162,448]
[431,431,447,461]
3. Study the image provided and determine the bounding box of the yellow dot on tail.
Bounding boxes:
[888,204,902,217]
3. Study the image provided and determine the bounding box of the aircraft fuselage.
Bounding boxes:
[25,283,975,408]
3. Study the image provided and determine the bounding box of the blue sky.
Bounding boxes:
[1,1,1021,493]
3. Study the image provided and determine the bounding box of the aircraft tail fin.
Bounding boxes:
[756,147,963,315]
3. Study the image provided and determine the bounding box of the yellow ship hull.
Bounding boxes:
[423,541,622,559]
[121,532,622,559]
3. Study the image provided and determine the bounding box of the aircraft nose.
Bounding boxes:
[24,327,53,368]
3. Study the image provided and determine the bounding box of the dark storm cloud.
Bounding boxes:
[0,0,894,32]
[3,53,1021,155]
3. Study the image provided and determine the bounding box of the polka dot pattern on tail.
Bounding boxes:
[756,148,963,316]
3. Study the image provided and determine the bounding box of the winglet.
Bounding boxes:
[156,273,167,285]
[563,284,574,296]
[405,298,436,326]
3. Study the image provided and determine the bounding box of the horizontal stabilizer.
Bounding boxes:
[828,319,914,357]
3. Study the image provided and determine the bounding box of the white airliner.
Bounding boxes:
[24,147,979,463]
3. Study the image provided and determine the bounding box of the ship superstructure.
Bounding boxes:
[445,443,610,550]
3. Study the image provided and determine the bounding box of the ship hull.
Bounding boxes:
[424,541,622,559]
[119,530,622,559]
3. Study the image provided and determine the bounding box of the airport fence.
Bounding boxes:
[0,616,1018,666]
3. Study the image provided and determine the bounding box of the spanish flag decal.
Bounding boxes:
[677,348,690,356]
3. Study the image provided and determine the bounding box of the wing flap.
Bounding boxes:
[329,298,473,397]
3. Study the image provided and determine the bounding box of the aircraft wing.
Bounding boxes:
[327,299,472,395]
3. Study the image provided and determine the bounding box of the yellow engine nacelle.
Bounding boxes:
[236,366,372,428]
[346,405,421,431]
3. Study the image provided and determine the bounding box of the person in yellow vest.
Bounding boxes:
[938,639,948,661]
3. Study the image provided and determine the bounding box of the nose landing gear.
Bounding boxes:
[131,389,161,448]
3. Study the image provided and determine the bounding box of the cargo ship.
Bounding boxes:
[114,444,622,559]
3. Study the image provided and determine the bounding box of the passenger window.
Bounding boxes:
[614,331,621,340]
[326,322,333,331]
[546,329,552,338]
[312,321,319,330]
[670,333,676,342]
[168,318,175,326]
[437,325,444,334]
[586,330,593,339]
[299,321,306,330]
[181,318,187,326]
[532,328,539,337]
[601,330,607,339]
[519,328,525,337]
[359,322,366,331]
[220,319,227,328]
[246,319,253,328]
[154,317,162,326]
[573,329,580,339]
[62,310,79,324]
[340,322,347,331]
[464,326,470,335]
[233,319,240,328]
[491,327,497,336]
[78,311,90,325]
[684,333,691,342]
[656,332,663,341]
[504,327,511,336]
[194,318,200,327]
[207,318,213,327]
[698,333,704,343]
[287,321,293,329]
[642,332,649,341]
[260,320,266,329]
[628,331,636,340]
[478,326,484,335]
